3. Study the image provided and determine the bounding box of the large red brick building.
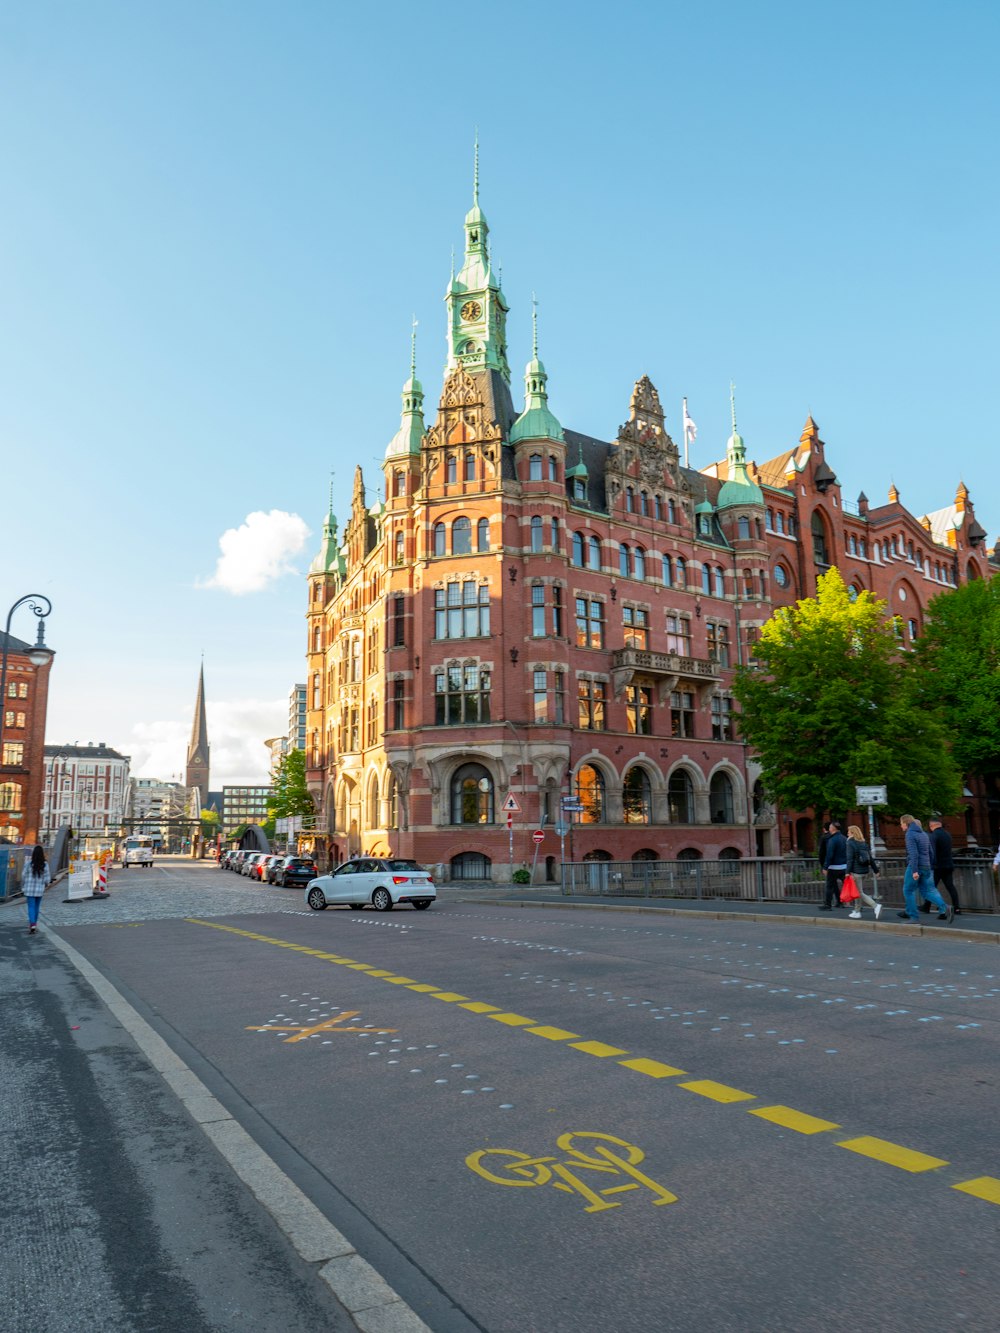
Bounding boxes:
[0,630,55,847]
[304,185,996,879]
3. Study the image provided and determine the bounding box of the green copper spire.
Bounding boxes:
[445,140,510,380]
[310,474,340,573]
[385,319,425,459]
[717,381,763,508]
[510,295,563,444]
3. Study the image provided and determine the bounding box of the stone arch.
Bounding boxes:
[665,760,706,824]
[706,760,747,824]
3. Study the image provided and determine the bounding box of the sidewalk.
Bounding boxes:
[444,881,1000,941]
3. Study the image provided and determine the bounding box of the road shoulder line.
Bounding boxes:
[41,924,431,1333]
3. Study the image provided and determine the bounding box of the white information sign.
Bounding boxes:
[66,865,96,901]
[855,785,887,806]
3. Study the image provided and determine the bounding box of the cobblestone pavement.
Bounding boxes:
[6,859,308,929]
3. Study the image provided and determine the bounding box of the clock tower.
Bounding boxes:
[445,142,510,382]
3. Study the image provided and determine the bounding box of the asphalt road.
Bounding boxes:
[23,860,1000,1331]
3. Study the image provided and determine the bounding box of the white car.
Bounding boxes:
[304,857,436,912]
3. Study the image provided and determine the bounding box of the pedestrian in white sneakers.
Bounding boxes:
[845,825,882,920]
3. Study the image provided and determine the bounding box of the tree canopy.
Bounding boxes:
[913,576,1000,781]
[734,568,961,840]
[268,747,314,822]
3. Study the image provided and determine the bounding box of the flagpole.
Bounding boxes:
[683,397,690,468]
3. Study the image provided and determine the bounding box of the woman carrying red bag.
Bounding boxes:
[845,825,882,921]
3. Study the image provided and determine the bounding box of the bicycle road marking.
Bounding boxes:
[185,917,999,1206]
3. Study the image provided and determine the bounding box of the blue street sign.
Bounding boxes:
[562,802,584,811]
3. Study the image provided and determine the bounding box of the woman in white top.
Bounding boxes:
[22,844,50,934]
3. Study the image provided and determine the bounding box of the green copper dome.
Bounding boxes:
[717,387,763,508]
[385,326,426,459]
[510,304,563,445]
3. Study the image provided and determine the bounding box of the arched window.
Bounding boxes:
[661,554,673,585]
[367,776,380,828]
[588,535,602,570]
[550,518,559,551]
[0,782,21,812]
[719,847,741,861]
[623,768,652,825]
[530,515,543,552]
[576,764,606,823]
[452,516,472,554]
[668,770,694,823]
[446,455,457,484]
[775,512,785,534]
[450,763,494,825]
[743,569,753,598]
[766,508,774,530]
[640,491,649,516]
[386,773,398,829]
[654,495,663,521]
[677,847,702,861]
[619,543,631,576]
[477,517,490,552]
[393,470,405,498]
[464,452,476,482]
[451,851,491,881]
[433,522,446,557]
[626,487,635,512]
[811,511,829,565]
[738,516,751,539]
[675,556,686,586]
[668,499,677,523]
[548,455,558,481]
[701,563,712,594]
[529,454,543,481]
[714,566,725,597]
[634,547,646,580]
[572,532,585,567]
[394,530,405,565]
[709,772,735,824]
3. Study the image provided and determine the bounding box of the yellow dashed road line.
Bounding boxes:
[185,918,990,1205]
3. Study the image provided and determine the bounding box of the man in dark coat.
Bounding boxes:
[821,821,848,910]
[927,817,961,915]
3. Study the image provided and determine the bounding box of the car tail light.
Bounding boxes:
[392,876,410,885]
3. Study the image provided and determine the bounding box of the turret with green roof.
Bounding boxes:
[385,321,426,459]
[445,135,510,381]
[717,383,763,508]
[309,479,340,575]
[510,299,564,445]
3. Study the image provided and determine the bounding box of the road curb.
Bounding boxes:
[40,924,432,1333]
[448,895,1000,942]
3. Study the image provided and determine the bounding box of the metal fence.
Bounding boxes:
[559,856,1000,912]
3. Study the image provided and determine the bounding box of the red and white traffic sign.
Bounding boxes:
[501,793,520,813]
[506,814,514,830]
[532,829,544,844]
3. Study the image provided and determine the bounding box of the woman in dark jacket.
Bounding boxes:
[845,826,881,921]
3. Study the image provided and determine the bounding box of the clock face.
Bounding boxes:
[460,299,483,322]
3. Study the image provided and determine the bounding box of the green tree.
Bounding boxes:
[913,577,1000,782]
[734,568,961,849]
[200,808,219,840]
[270,748,315,822]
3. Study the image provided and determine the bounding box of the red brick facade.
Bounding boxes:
[303,198,997,878]
[0,635,54,847]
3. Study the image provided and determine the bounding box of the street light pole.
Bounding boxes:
[0,595,54,844]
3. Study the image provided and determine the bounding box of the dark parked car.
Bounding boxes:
[271,856,318,887]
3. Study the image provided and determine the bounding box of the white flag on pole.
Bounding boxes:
[682,397,697,444]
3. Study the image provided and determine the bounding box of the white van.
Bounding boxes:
[122,835,154,868]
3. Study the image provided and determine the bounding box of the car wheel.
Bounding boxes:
[371,887,393,912]
[307,887,327,911]
[349,903,363,910]
[413,900,431,910]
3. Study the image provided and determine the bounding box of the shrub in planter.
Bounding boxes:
[512,868,532,884]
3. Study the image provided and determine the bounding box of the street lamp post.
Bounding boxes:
[0,595,54,845]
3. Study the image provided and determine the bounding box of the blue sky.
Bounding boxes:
[2,1,996,785]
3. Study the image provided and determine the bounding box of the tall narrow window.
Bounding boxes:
[709,772,734,820]
[634,547,646,580]
[554,671,565,724]
[811,511,829,565]
[577,680,606,730]
[548,455,558,481]
[576,765,606,822]
[575,598,604,648]
[619,544,631,576]
[433,522,446,556]
[393,530,404,565]
[572,532,585,567]
[588,535,601,570]
[711,695,734,740]
[675,556,686,586]
[477,517,490,551]
[464,452,475,481]
[446,455,457,483]
[668,499,677,523]
[392,596,405,646]
[626,685,653,735]
[550,518,559,551]
[529,454,543,481]
[392,679,405,729]
[667,771,694,822]
[661,554,672,585]
[626,487,635,512]
[552,585,563,637]
[623,606,649,650]
[738,516,751,539]
[714,566,725,597]
[670,690,695,738]
[702,563,712,594]
[530,515,543,552]
[623,768,652,824]
[393,470,405,498]
[640,491,649,516]
[532,670,547,722]
[654,495,663,521]
[531,584,546,637]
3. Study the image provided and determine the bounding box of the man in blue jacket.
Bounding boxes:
[897,815,951,923]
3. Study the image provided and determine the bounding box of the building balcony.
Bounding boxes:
[610,648,720,702]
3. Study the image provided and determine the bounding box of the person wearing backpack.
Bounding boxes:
[845,825,882,920]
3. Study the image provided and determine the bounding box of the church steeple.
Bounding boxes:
[445,136,510,381]
[185,663,210,798]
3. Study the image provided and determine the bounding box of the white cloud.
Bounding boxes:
[200,509,311,595]
[128,697,286,788]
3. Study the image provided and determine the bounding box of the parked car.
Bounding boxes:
[241,852,266,878]
[259,855,283,882]
[304,858,435,912]
[229,850,251,874]
[218,850,233,870]
[270,855,318,887]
